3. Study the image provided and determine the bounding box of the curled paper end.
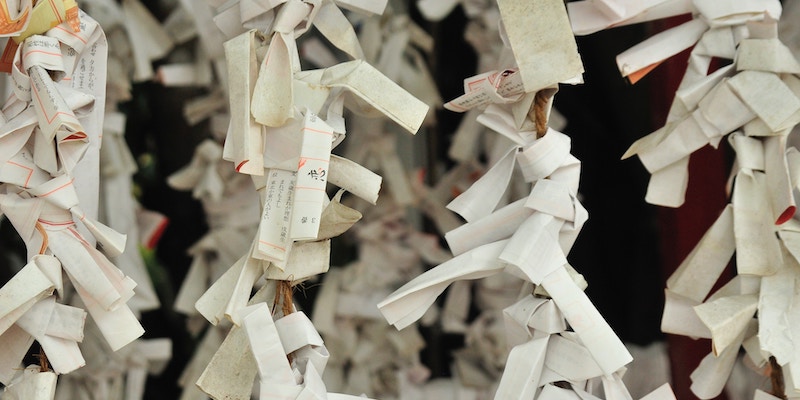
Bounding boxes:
[620,148,636,160]
[626,61,663,84]
[777,205,796,225]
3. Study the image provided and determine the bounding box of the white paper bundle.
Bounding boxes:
[311,201,450,398]
[163,1,430,399]
[379,1,674,399]
[576,1,800,398]
[0,4,159,399]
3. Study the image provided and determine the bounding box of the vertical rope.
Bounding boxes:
[34,222,51,372]
[533,90,549,139]
[38,347,50,372]
[35,222,48,255]
[770,356,787,399]
[273,280,295,317]
[273,280,296,364]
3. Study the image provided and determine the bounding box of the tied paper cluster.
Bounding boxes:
[162,1,430,399]
[572,0,800,399]
[56,1,174,397]
[0,1,151,398]
[379,0,674,399]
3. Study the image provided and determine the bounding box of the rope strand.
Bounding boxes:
[35,222,48,255]
[770,356,787,399]
[533,90,549,138]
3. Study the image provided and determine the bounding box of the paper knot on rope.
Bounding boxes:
[378,0,679,398]
[661,183,800,398]
[180,0,432,398]
[576,1,797,208]
[193,283,376,399]
[0,176,144,356]
[0,9,146,390]
[496,293,676,399]
[0,256,83,383]
[577,1,800,398]
[1,27,103,176]
[378,102,637,400]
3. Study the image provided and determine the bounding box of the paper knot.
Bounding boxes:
[517,130,571,183]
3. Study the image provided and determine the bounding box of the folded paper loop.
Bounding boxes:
[19,87,85,169]
[313,1,364,60]
[21,35,65,77]
[27,175,127,257]
[568,0,692,36]
[27,174,79,210]
[223,29,265,176]
[0,258,56,336]
[232,301,372,399]
[446,146,517,222]
[2,191,142,354]
[693,0,782,28]
[502,295,566,348]
[15,296,86,374]
[525,179,576,222]
[252,31,296,127]
[763,136,796,225]
[517,130,571,183]
[273,1,311,34]
[728,132,764,173]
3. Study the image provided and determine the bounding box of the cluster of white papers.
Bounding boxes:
[379,0,674,399]
[169,140,261,325]
[575,0,789,208]
[0,2,157,398]
[311,204,451,398]
[159,1,430,399]
[298,6,458,396]
[327,8,440,212]
[575,1,800,398]
[168,139,262,400]
[33,1,176,396]
[54,331,171,400]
